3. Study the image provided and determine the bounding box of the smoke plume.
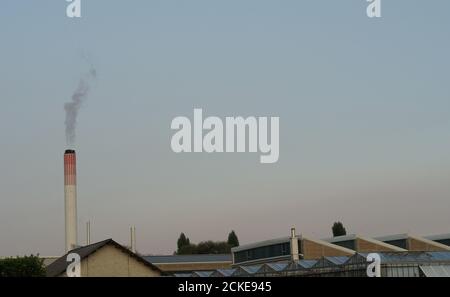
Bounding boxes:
[64,67,96,146]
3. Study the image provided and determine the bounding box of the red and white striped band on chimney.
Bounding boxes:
[64,150,76,186]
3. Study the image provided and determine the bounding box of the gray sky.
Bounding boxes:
[1,0,450,256]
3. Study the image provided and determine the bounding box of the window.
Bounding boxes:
[233,242,291,264]
[334,240,355,250]
[385,239,407,249]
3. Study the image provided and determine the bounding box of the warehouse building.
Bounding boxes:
[231,228,355,266]
[322,234,407,253]
[375,234,450,252]
[179,252,450,277]
[46,239,162,277]
[231,229,450,268]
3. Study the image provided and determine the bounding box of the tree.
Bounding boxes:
[176,231,241,254]
[227,230,239,248]
[0,255,46,277]
[177,244,197,255]
[332,222,347,237]
[196,241,231,254]
[177,233,190,253]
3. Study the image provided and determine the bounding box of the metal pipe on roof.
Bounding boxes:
[290,227,299,261]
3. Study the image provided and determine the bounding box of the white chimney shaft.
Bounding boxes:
[130,226,136,253]
[64,150,78,252]
[290,227,299,261]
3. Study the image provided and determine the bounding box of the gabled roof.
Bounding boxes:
[264,262,289,272]
[312,256,349,268]
[285,259,317,272]
[345,253,370,265]
[46,239,162,277]
[192,271,214,277]
[296,260,318,269]
[325,256,350,265]
[323,234,407,252]
[232,265,263,276]
[211,268,236,277]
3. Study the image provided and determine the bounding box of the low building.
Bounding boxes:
[143,254,232,274]
[231,229,355,266]
[322,234,407,253]
[375,234,450,252]
[181,252,450,277]
[46,239,162,277]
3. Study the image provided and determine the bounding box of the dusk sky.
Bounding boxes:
[1,0,450,256]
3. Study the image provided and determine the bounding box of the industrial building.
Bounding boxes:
[177,251,450,277]
[375,234,450,252]
[230,229,450,267]
[232,228,355,266]
[46,239,162,277]
[165,228,450,277]
[231,229,450,267]
[51,150,449,278]
[43,229,450,277]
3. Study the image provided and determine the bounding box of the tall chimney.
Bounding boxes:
[64,150,78,252]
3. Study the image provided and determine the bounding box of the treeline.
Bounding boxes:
[176,231,239,255]
[175,221,349,255]
[0,255,45,277]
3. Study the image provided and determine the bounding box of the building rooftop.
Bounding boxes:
[323,234,407,252]
[231,236,291,253]
[178,251,450,277]
[375,233,450,251]
[375,233,410,242]
[143,254,232,264]
[303,237,356,254]
[46,239,161,277]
